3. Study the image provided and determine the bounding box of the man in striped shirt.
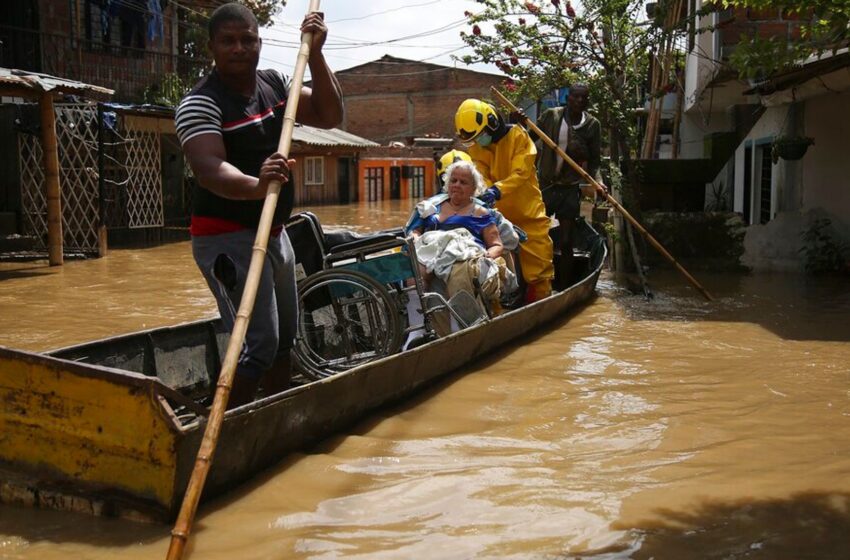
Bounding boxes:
[175,2,343,407]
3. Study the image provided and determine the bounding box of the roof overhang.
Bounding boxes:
[291,124,379,148]
[0,68,113,101]
[743,48,850,107]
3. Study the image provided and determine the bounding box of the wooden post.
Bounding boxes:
[671,67,684,159]
[97,103,108,257]
[76,0,83,77]
[40,92,63,266]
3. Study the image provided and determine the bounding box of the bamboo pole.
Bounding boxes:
[166,2,321,558]
[643,0,683,160]
[490,86,714,301]
[40,92,63,266]
[671,67,684,159]
[641,54,662,159]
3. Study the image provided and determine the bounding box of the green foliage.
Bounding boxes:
[706,181,731,211]
[799,218,849,274]
[601,220,620,243]
[244,0,288,27]
[457,0,667,208]
[713,0,850,79]
[143,73,190,107]
[460,0,651,134]
[178,0,287,60]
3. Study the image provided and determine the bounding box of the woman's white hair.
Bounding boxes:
[441,160,487,196]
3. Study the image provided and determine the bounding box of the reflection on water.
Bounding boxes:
[0,201,417,352]
[1,199,850,559]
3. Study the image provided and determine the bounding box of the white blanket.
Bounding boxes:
[414,229,484,282]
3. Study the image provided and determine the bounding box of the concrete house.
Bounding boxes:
[670,3,850,271]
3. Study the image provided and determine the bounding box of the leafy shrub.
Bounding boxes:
[799,218,849,274]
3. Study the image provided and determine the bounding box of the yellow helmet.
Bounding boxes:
[436,149,472,177]
[455,98,500,144]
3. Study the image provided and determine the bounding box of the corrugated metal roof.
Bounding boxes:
[0,67,113,100]
[292,124,378,148]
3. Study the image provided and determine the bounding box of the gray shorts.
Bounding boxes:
[192,228,298,380]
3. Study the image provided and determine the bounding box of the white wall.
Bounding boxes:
[736,107,793,270]
[684,1,720,113]
[732,106,785,216]
[738,93,850,271]
[802,91,850,239]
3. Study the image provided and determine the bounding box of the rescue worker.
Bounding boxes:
[435,149,473,186]
[455,99,554,303]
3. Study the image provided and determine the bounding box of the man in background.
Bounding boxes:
[535,84,602,288]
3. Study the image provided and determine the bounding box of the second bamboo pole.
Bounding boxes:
[490,86,714,301]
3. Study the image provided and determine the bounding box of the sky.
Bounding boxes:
[257,0,504,78]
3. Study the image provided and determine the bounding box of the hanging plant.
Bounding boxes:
[771,135,814,164]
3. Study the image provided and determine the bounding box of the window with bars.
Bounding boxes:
[408,166,425,199]
[365,167,384,201]
[741,141,774,225]
[305,156,324,185]
[84,0,146,52]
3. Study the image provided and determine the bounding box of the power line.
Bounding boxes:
[263,18,468,49]
[326,0,446,24]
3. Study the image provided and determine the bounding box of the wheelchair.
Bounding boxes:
[285,212,493,380]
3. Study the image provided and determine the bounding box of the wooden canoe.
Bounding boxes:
[0,221,606,522]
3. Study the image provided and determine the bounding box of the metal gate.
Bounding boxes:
[17,103,165,256]
[18,104,101,254]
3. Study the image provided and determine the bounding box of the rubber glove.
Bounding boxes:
[478,185,501,207]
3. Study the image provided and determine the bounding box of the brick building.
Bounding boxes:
[1,0,207,102]
[330,56,506,202]
[335,55,506,146]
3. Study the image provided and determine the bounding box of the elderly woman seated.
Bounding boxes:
[404,161,518,328]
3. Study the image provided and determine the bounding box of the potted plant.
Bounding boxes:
[771,135,814,163]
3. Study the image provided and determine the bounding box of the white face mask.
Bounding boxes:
[476,132,493,147]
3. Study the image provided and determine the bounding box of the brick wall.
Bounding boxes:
[719,6,807,51]
[32,0,200,101]
[336,56,506,144]
[39,0,66,38]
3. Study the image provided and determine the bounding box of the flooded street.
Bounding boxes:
[1,201,849,559]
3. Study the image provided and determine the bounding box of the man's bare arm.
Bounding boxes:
[296,12,344,129]
[183,134,291,200]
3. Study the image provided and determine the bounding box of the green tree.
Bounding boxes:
[168,1,289,104]
[710,0,850,79]
[244,0,289,26]
[178,0,289,60]
[458,0,671,210]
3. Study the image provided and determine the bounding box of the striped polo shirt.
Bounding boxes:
[175,69,293,234]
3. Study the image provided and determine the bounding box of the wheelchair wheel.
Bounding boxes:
[294,268,403,380]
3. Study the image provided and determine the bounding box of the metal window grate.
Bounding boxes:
[16,103,167,259]
[123,124,164,229]
[18,104,101,254]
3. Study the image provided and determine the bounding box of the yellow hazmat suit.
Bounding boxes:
[468,125,554,299]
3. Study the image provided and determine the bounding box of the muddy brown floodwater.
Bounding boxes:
[1,200,849,559]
